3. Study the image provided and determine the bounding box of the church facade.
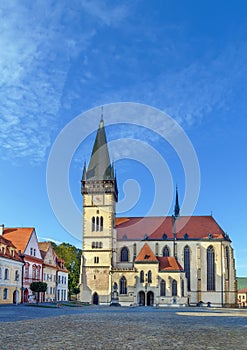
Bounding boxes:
[79,118,237,307]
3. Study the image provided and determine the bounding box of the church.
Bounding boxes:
[79,117,237,307]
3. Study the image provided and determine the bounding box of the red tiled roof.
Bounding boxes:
[116,216,226,241]
[3,228,35,253]
[157,257,183,271]
[135,243,158,263]
[238,288,247,294]
[0,235,23,262]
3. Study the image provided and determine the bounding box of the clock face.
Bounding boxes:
[92,195,103,205]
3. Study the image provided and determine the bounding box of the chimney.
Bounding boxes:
[0,224,4,235]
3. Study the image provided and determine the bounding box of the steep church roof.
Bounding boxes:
[85,117,114,181]
[116,216,228,241]
[157,257,183,271]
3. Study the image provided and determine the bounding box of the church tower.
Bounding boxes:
[79,115,118,304]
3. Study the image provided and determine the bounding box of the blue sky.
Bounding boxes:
[0,1,246,276]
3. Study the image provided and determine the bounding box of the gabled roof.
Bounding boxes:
[135,243,158,263]
[116,216,227,241]
[238,288,247,294]
[38,242,51,252]
[157,257,183,272]
[3,228,35,254]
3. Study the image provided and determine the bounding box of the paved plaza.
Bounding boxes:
[0,305,247,349]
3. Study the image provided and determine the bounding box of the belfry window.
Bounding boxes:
[96,216,99,231]
[119,276,127,294]
[120,247,129,262]
[92,217,95,231]
[207,245,215,291]
[100,216,103,231]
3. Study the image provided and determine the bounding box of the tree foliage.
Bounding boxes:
[51,242,81,296]
[30,282,47,303]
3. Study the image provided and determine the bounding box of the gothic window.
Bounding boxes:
[119,276,127,295]
[207,245,215,291]
[4,268,9,280]
[96,217,99,231]
[184,245,191,291]
[155,243,159,256]
[181,279,185,297]
[0,267,2,279]
[100,216,103,231]
[94,257,99,264]
[172,280,177,296]
[147,270,152,283]
[92,217,95,231]
[225,246,230,280]
[120,247,129,262]
[163,246,170,257]
[140,270,144,283]
[160,279,166,296]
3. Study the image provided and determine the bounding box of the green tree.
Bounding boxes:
[30,282,47,303]
[51,242,81,297]
[73,287,80,301]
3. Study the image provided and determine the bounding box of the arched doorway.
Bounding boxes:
[138,291,145,306]
[147,291,154,306]
[92,292,99,305]
[24,288,29,303]
[13,290,19,304]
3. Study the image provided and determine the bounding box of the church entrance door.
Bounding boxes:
[147,291,154,306]
[93,292,99,305]
[138,291,145,306]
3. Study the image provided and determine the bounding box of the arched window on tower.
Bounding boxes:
[163,246,170,257]
[207,245,215,291]
[100,216,103,231]
[96,216,99,231]
[172,279,177,296]
[120,247,129,262]
[92,217,95,232]
[160,279,166,296]
[119,276,127,294]
[184,245,191,291]
[140,270,144,283]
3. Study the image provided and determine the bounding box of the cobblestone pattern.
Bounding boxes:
[0,308,247,350]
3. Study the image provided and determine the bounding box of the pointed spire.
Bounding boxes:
[86,112,114,181]
[174,185,180,218]
[82,161,87,181]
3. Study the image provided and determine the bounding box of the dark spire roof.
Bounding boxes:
[174,185,180,217]
[86,116,114,181]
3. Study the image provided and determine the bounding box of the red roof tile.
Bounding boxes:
[238,288,247,293]
[0,235,23,262]
[116,216,226,241]
[135,243,158,263]
[157,257,183,271]
[3,228,35,253]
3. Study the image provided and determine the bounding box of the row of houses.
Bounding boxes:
[0,225,68,304]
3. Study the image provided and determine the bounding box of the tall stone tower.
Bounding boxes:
[79,116,118,304]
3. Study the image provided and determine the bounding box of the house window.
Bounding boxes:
[160,279,166,296]
[207,246,215,291]
[172,280,177,296]
[140,270,144,283]
[120,247,129,262]
[33,249,36,257]
[3,288,8,300]
[184,246,191,291]
[4,268,9,280]
[30,248,33,255]
[147,270,152,283]
[25,265,29,278]
[15,270,19,281]
[119,276,127,295]
[163,246,170,257]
